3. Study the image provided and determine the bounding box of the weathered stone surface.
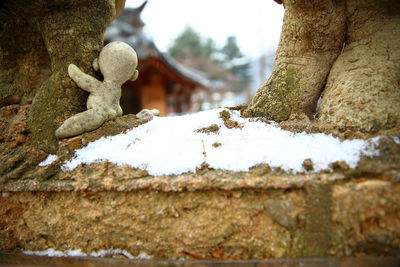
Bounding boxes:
[1,252,399,266]
[332,180,400,256]
[1,105,400,260]
[0,105,30,149]
[0,174,399,260]
[0,125,399,259]
[302,158,314,172]
[264,199,300,230]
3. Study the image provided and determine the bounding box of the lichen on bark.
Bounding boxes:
[251,68,301,121]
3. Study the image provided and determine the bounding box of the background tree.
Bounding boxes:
[168,26,215,59]
[204,37,217,57]
[220,36,251,93]
[168,28,251,97]
[221,36,243,61]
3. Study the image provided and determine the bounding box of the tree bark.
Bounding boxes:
[250,0,400,132]
[0,8,51,107]
[1,0,119,153]
[317,0,400,131]
[250,0,346,121]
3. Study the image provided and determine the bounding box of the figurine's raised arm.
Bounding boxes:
[68,64,101,93]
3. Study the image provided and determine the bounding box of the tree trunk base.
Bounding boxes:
[250,0,400,132]
[317,0,400,131]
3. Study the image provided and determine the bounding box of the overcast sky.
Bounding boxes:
[125,0,284,59]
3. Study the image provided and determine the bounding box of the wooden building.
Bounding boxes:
[104,1,208,116]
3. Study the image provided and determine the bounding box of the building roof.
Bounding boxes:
[104,2,209,88]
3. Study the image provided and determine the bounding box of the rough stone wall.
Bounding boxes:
[0,104,399,260]
[1,178,399,260]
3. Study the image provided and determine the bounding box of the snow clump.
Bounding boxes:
[62,108,381,175]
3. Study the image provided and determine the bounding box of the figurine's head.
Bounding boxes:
[98,41,138,83]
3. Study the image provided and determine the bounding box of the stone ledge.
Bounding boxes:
[1,164,350,192]
[1,253,400,267]
[1,168,399,260]
[1,105,399,260]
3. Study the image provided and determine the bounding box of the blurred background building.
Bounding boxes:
[105,0,283,115]
[105,2,209,116]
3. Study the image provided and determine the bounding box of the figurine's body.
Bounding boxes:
[55,41,139,139]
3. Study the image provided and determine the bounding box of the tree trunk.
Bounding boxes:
[317,0,400,131]
[250,0,346,121]
[1,0,119,153]
[0,8,51,107]
[250,0,400,132]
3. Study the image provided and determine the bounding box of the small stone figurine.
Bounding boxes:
[55,42,139,139]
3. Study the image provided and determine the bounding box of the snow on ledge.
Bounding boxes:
[23,248,151,260]
[38,154,58,167]
[62,108,381,176]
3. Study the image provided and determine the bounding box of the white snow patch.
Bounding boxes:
[137,252,153,260]
[392,136,400,145]
[38,154,58,167]
[23,249,151,260]
[62,108,382,175]
[90,249,136,259]
[23,248,86,257]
